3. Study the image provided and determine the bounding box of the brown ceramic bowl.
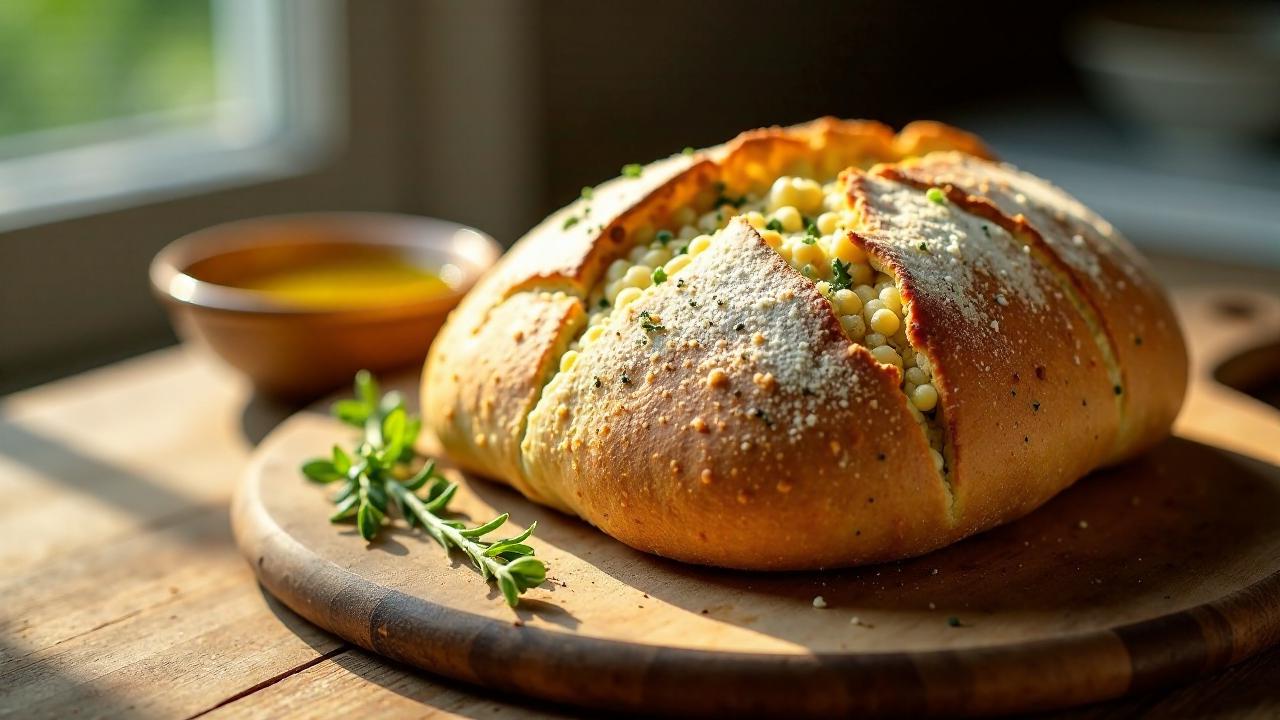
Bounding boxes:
[151,212,500,399]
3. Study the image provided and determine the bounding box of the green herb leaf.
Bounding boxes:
[459,513,509,538]
[493,522,537,546]
[485,542,535,559]
[357,502,383,541]
[332,445,352,474]
[332,399,370,428]
[402,459,437,491]
[580,186,594,200]
[652,267,667,285]
[562,215,580,230]
[424,482,458,513]
[381,406,407,462]
[682,146,695,156]
[926,187,947,204]
[302,459,343,484]
[355,369,378,410]
[621,163,643,178]
[506,555,547,581]
[830,258,853,291]
[378,390,403,414]
[496,574,520,607]
[301,372,549,607]
[329,494,359,522]
[332,479,356,504]
[765,218,784,233]
[400,418,422,462]
[655,229,673,246]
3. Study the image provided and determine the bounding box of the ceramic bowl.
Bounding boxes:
[151,212,499,399]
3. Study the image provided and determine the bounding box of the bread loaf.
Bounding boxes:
[421,118,1186,569]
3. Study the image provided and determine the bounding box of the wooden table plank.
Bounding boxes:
[0,350,322,719]
[0,507,343,718]
[1,506,230,664]
[0,351,269,574]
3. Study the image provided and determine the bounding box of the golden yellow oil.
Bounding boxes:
[236,255,452,309]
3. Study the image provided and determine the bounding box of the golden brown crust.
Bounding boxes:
[422,156,721,498]
[845,172,1120,533]
[883,153,1186,460]
[712,117,996,191]
[421,118,1187,570]
[894,120,994,160]
[421,288,583,504]
[494,155,720,296]
[522,219,952,569]
[423,118,955,499]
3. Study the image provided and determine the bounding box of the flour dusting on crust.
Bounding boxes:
[847,171,1047,338]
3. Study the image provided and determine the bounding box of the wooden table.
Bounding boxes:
[3,255,1279,719]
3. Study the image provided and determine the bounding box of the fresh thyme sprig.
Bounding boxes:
[301,370,547,607]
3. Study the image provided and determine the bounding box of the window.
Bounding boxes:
[0,0,340,231]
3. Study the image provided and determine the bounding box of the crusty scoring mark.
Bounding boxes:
[849,176,1128,521]
[838,229,958,516]
[482,289,586,506]
[553,219,954,518]
[844,171,1105,520]
[586,181,942,435]
[493,160,722,303]
[885,176,1127,449]
[498,172,726,486]
[511,132,977,504]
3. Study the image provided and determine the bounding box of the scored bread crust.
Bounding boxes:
[878,154,1187,460]
[523,219,952,568]
[846,173,1121,536]
[421,118,1186,570]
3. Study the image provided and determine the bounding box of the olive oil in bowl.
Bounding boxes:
[151,212,499,398]
[233,253,459,309]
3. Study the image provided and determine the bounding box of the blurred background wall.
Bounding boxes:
[2,0,1278,391]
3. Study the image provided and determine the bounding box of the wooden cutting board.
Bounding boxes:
[232,286,1280,717]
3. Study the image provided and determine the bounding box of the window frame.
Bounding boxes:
[0,0,343,233]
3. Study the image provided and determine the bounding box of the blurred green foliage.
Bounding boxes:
[0,0,215,137]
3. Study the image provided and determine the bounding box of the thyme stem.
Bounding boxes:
[303,370,547,607]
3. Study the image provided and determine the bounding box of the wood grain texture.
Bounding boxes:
[0,352,343,719]
[233,284,1280,717]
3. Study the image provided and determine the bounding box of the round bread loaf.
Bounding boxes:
[421,118,1187,570]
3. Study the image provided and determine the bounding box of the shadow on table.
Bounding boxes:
[0,636,147,718]
[0,418,220,549]
[239,392,309,446]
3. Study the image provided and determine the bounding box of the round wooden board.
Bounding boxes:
[233,287,1280,717]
